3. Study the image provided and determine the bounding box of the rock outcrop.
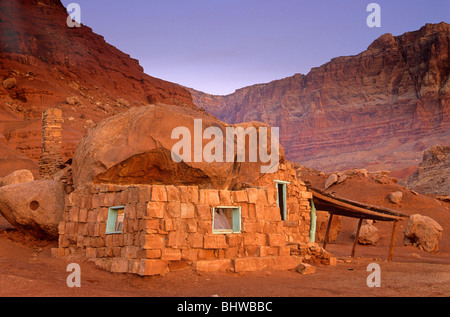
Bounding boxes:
[190,23,450,178]
[406,145,450,195]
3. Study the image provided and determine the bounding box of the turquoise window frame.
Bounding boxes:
[275,180,290,221]
[106,206,125,234]
[212,206,241,234]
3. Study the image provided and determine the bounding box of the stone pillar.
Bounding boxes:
[39,108,63,179]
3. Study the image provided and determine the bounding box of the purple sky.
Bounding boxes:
[61,0,449,95]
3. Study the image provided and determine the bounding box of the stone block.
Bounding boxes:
[257,190,269,205]
[233,256,302,273]
[85,247,97,258]
[166,201,181,218]
[188,233,204,248]
[187,186,199,203]
[136,202,147,219]
[232,190,248,203]
[264,206,282,221]
[161,248,182,261]
[259,246,278,257]
[138,187,151,202]
[193,259,232,272]
[78,208,88,223]
[151,185,167,202]
[181,202,195,219]
[296,263,316,275]
[196,204,212,221]
[142,249,162,259]
[204,234,227,249]
[268,234,286,247]
[186,219,197,233]
[300,191,313,200]
[138,259,168,276]
[279,246,291,256]
[243,233,267,246]
[199,189,220,205]
[167,231,188,248]
[142,235,164,249]
[219,190,232,205]
[111,258,129,273]
[147,201,165,218]
[246,188,259,204]
[163,219,176,231]
[128,259,141,274]
[181,249,198,262]
[166,185,180,201]
[226,234,242,247]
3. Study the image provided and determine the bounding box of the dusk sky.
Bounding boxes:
[61,0,449,95]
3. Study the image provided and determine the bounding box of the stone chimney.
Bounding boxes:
[39,108,63,179]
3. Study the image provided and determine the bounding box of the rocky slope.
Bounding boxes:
[406,145,450,196]
[0,0,196,178]
[190,22,450,179]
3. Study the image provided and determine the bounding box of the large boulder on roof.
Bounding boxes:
[72,104,285,190]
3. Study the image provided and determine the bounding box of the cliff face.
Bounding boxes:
[191,23,450,178]
[0,0,195,177]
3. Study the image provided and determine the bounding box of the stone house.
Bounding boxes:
[51,104,315,276]
[53,163,313,276]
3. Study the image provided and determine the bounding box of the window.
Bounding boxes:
[106,206,125,234]
[275,180,290,220]
[212,206,241,234]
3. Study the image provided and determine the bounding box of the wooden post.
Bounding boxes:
[322,213,334,250]
[351,218,363,258]
[388,220,399,262]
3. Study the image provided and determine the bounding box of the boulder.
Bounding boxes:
[0,180,65,239]
[0,169,34,187]
[354,223,381,245]
[72,104,285,190]
[389,191,403,204]
[403,214,443,253]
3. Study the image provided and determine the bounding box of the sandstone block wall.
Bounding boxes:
[39,108,63,179]
[53,181,312,276]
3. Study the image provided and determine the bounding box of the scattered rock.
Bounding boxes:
[403,214,443,253]
[295,263,316,275]
[0,169,34,187]
[2,78,17,89]
[115,98,130,108]
[0,180,65,239]
[324,174,339,189]
[389,191,403,204]
[66,96,80,105]
[337,173,347,184]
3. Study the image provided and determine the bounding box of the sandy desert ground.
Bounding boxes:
[0,214,448,298]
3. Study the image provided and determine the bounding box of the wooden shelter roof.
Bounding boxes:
[309,187,409,222]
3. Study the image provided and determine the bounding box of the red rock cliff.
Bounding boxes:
[191,23,450,178]
[0,0,196,177]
